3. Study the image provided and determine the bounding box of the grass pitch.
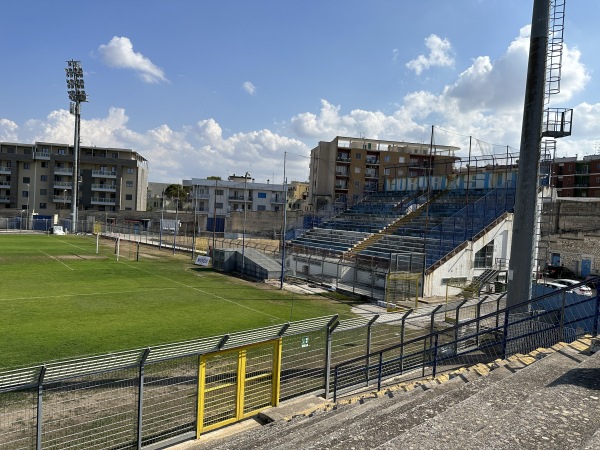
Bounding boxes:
[0,234,356,369]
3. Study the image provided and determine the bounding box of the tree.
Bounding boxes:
[164,184,188,204]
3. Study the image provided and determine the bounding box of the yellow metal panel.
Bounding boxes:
[236,350,247,419]
[272,338,282,406]
[197,339,281,436]
[196,355,206,438]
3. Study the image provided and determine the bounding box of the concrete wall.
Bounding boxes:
[424,215,513,297]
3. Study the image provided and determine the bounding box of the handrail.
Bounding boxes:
[333,277,600,401]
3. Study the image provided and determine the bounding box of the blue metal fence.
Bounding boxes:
[333,279,599,401]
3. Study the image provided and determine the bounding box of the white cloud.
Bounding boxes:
[242,81,257,95]
[0,119,19,142]
[1,25,597,185]
[98,36,168,84]
[406,34,455,75]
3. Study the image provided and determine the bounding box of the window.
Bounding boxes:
[384,168,390,175]
[112,153,118,158]
[354,181,360,187]
[215,202,223,209]
[355,153,362,159]
[40,175,48,182]
[22,191,29,198]
[125,194,133,201]
[384,155,390,162]
[258,192,267,199]
[23,177,30,183]
[474,242,494,268]
[39,203,47,210]
[355,167,361,174]
[257,205,266,211]
[126,181,133,187]
[41,162,48,168]
[58,149,66,155]
[399,156,405,163]
[24,163,30,170]
[126,168,134,174]
[40,189,47,196]
[215,189,224,196]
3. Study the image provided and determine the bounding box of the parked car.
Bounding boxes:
[584,274,600,290]
[553,278,593,297]
[542,265,578,280]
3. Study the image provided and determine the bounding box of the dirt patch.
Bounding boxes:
[60,254,108,260]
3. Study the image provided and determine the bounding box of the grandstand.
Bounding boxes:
[286,176,516,300]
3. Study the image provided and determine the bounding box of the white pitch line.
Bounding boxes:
[0,287,179,303]
[39,250,74,270]
[120,262,283,320]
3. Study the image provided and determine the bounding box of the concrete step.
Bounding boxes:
[181,342,595,450]
[381,345,594,449]
[197,361,519,450]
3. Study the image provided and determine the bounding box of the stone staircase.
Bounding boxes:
[183,336,600,450]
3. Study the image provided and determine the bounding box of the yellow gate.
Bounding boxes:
[197,339,282,436]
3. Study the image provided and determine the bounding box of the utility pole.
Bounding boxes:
[506,0,550,307]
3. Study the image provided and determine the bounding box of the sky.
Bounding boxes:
[1,0,599,184]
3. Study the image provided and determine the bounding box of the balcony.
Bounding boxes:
[92,170,117,178]
[53,181,73,189]
[194,192,210,199]
[91,197,117,205]
[0,181,10,188]
[54,168,73,176]
[336,155,350,163]
[334,184,348,190]
[53,195,72,204]
[34,151,50,160]
[228,195,252,202]
[365,158,379,165]
[0,166,11,175]
[91,184,117,192]
[270,197,285,204]
[0,196,10,203]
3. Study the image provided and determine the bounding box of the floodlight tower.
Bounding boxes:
[65,60,87,234]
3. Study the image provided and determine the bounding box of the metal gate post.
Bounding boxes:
[475,296,487,347]
[424,305,443,377]
[454,299,468,354]
[35,366,47,450]
[136,348,151,450]
[324,315,339,399]
[365,315,379,386]
[502,308,511,359]
[559,291,566,339]
[400,309,413,374]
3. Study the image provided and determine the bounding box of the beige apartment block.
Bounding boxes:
[309,136,459,210]
[0,141,148,214]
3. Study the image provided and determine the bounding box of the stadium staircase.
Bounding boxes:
[348,188,453,255]
[184,336,600,450]
[458,267,501,298]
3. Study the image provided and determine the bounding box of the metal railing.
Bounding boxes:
[333,280,600,401]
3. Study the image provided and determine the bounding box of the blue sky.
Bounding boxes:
[1,0,599,183]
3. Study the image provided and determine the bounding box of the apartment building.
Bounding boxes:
[0,141,148,214]
[184,175,286,216]
[309,136,459,210]
[551,155,600,198]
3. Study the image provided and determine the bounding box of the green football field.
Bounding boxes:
[0,233,355,370]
